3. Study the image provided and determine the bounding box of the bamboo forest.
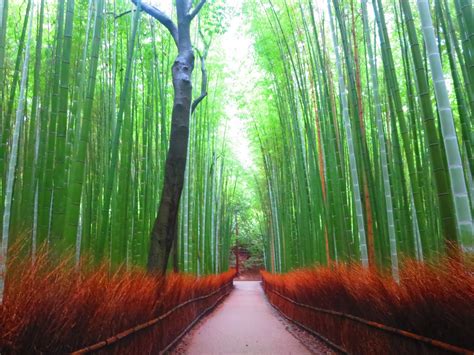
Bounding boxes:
[0,0,473,353]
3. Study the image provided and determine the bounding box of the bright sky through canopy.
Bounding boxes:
[219,1,257,171]
[149,0,257,171]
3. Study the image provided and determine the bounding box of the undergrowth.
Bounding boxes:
[262,258,474,354]
[0,251,235,354]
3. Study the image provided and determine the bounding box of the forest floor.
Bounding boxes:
[171,281,334,354]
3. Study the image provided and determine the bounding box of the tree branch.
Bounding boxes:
[192,18,212,114]
[115,10,133,19]
[191,48,208,114]
[131,0,179,47]
[188,0,207,21]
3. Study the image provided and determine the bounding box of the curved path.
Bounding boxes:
[182,281,312,355]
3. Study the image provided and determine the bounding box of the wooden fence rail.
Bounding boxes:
[263,281,473,355]
[71,281,234,354]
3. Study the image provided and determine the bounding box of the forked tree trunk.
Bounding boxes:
[132,0,207,274]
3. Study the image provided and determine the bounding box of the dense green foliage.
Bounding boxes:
[246,0,473,274]
[0,0,235,275]
[0,0,473,285]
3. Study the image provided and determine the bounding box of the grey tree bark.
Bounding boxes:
[131,0,207,274]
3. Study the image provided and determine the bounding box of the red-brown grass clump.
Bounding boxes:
[262,259,474,354]
[0,252,235,354]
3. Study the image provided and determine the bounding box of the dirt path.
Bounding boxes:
[178,281,317,354]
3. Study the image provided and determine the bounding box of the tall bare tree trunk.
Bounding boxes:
[148,49,194,273]
[132,0,207,274]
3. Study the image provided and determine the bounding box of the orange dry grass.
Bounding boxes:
[0,252,235,354]
[262,259,474,354]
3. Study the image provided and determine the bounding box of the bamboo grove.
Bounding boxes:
[0,0,235,285]
[1,0,473,286]
[248,0,474,276]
